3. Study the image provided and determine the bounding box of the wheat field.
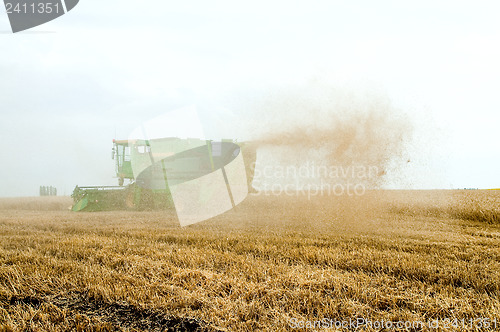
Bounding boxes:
[0,190,499,331]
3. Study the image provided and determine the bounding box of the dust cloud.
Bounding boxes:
[237,81,413,189]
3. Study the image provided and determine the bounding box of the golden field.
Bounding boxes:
[0,190,499,331]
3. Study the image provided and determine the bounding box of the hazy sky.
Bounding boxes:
[1,0,499,196]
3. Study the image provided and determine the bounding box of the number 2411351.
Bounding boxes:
[5,2,61,14]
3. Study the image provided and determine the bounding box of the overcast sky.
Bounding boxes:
[1,0,499,197]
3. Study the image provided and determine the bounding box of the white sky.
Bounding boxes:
[1,0,499,196]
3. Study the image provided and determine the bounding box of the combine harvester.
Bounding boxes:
[72,137,256,212]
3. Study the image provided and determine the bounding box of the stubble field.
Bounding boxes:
[0,190,499,331]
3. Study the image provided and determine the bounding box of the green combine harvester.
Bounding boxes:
[72,137,256,212]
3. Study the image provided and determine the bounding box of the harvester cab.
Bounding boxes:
[112,139,134,186]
